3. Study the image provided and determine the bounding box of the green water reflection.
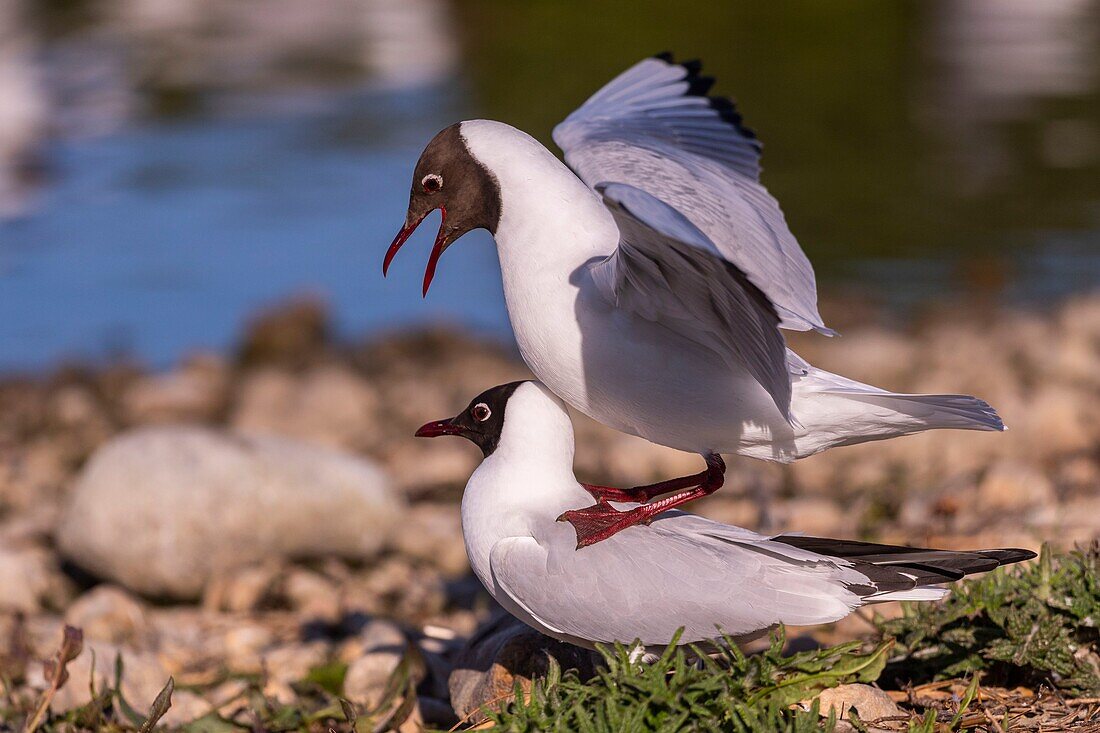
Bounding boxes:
[456,0,1100,276]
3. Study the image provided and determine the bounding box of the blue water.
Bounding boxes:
[0,88,512,372]
[2,83,1098,374]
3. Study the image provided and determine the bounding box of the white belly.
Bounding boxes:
[501,263,792,455]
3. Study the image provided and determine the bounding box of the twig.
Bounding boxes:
[21,626,83,733]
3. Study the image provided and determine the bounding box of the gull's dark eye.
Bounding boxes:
[422,174,443,193]
[472,403,491,422]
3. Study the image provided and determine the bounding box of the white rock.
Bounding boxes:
[57,426,404,599]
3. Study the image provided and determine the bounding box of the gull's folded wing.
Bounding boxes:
[554,54,832,335]
[589,182,790,419]
[487,528,862,647]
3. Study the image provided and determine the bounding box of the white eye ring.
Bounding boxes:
[472,403,491,422]
[421,173,443,193]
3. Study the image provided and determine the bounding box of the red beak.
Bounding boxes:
[414,418,462,438]
[382,206,450,297]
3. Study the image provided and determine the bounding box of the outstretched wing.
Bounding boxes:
[590,182,790,420]
[554,54,832,335]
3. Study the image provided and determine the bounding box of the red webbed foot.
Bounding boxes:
[557,501,654,549]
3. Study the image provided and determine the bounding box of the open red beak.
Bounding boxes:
[414,418,462,438]
[383,206,450,297]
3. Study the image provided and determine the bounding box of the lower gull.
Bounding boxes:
[415,381,1034,648]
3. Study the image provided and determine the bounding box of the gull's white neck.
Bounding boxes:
[459,383,589,587]
[458,120,618,410]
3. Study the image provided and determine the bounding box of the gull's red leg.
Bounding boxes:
[580,462,711,503]
[561,454,725,549]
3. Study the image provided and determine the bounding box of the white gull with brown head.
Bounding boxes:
[385,55,1005,547]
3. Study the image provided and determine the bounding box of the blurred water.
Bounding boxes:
[0,87,510,370]
[0,0,1098,371]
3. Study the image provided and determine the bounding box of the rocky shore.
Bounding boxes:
[1,292,1098,728]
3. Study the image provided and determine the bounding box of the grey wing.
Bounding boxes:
[488,526,863,646]
[553,54,832,335]
[591,182,790,420]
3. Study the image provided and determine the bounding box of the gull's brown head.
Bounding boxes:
[383,122,502,295]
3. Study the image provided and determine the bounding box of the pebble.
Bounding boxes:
[64,585,148,645]
[448,615,599,720]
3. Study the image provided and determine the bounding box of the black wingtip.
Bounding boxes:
[978,548,1038,565]
[650,51,761,149]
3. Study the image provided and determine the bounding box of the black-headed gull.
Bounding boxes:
[386,55,1005,548]
[414,381,1032,648]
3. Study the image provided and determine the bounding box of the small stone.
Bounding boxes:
[262,641,329,685]
[204,563,282,613]
[0,541,68,613]
[342,619,408,708]
[284,567,342,622]
[806,683,903,727]
[0,439,70,511]
[35,639,171,714]
[121,355,228,424]
[50,385,103,427]
[448,615,599,720]
[344,649,403,710]
[238,296,330,367]
[346,559,446,622]
[339,618,407,662]
[223,623,275,674]
[262,679,298,706]
[390,503,469,577]
[160,689,211,727]
[64,585,147,645]
[231,365,379,450]
[208,678,251,714]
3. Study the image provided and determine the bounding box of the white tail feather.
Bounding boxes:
[867,587,949,603]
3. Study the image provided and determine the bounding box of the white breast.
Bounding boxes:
[455,382,589,594]
[457,121,786,454]
[459,121,619,410]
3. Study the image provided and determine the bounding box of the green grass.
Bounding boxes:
[878,542,1100,693]
[486,630,889,732]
